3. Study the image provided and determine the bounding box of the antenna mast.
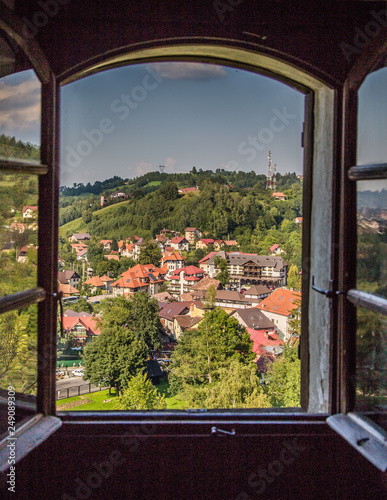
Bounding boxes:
[273,163,277,191]
[159,165,165,173]
[266,150,272,190]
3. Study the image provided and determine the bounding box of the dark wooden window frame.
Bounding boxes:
[0,4,61,472]
[1,3,386,472]
[326,27,387,472]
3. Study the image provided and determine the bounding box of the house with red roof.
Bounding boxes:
[272,192,286,200]
[57,282,80,297]
[111,273,148,297]
[100,239,112,251]
[170,236,189,252]
[294,217,303,224]
[62,316,101,348]
[120,263,166,296]
[22,205,38,219]
[104,254,120,261]
[255,288,301,340]
[167,265,205,296]
[195,238,215,250]
[83,275,106,294]
[160,251,186,277]
[10,222,25,233]
[185,227,202,243]
[214,240,224,250]
[270,243,284,255]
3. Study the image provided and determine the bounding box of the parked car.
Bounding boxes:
[73,369,85,377]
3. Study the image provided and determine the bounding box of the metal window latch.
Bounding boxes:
[312,277,346,298]
[211,426,236,436]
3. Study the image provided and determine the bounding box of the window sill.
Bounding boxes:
[0,414,62,473]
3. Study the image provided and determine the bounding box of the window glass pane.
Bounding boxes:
[356,307,387,411]
[0,172,38,297]
[58,62,304,411]
[0,69,41,162]
[357,179,387,298]
[357,66,387,167]
[0,303,37,408]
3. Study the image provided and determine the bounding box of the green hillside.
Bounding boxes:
[59,199,131,237]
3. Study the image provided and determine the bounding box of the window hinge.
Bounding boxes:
[312,277,346,298]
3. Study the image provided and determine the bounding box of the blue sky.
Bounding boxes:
[59,62,305,186]
[0,62,386,191]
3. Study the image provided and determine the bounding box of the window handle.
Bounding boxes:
[312,277,346,298]
[211,426,236,436]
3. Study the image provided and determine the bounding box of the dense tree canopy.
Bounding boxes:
[114,372,166,410]
[264,342,300,407]
[83,294,163,394]
[169,308,255,407]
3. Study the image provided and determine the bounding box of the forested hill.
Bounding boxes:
[0,134,40,161]
[59,173,303,268]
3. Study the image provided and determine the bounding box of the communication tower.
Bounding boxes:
[266,150,272,189]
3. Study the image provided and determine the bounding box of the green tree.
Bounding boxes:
[114,372,166,410]
[100,294,162,350]
[203,284,217,309]
[138,242,162,267]
[169,308,254,407]
[160,181,179,201]
[111,238,118,252]
[203,360,271,409]
[287,265,301,291]
[264,342,300,407]
[214,256,229,287]
[83,324,149,395]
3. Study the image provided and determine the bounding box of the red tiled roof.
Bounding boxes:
[100,275,114,282]
[247,327,283,354]
[84,276,105,287]
[270,244,279,252]
[255,289,301,316]
[22,205,38,212]
[62,316,101,336]
[111,273,148,289]
[57,282,80,296]
[163,251,185,262]
[170,236,186,244]
[104,255,119,261]
[170,265,203,276]
[198,251,218,264]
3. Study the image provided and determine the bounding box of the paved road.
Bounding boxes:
[56,374,89,391]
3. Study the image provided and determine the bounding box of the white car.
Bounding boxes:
[72,369,85,377]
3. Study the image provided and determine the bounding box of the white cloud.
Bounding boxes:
[136,161,154,176]
[165,157,177,169]
[0,76,40,132]
[147,62,228,80]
